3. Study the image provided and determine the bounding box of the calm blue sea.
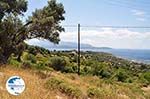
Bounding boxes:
[86,49,150,64]
[48,48,150,64]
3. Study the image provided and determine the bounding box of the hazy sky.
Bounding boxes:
[25,0,150,49]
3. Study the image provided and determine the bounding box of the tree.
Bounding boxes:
[0,0,27,21]
[0,0,65,64]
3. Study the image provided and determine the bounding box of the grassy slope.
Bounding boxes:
[0,66,67,99]
[0,65,150,99]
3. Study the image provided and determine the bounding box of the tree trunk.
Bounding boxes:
[0,54,9,64]
[17,52,22,62]
[0,50,11,65]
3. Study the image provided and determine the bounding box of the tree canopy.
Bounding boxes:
[0,0,27,20]
[0,0,65,64]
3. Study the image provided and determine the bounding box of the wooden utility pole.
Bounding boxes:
[77,24,80,75]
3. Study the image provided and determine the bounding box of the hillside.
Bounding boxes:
[0,66,150,99]
[1,0,150,99]
[26,39,112,50]
[0,46,149,99]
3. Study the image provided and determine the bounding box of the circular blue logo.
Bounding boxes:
[6,76,25,95]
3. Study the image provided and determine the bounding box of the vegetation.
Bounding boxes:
[49,56,66,71]
[0,0,150,99]
[8,45,149,86]
[0,0,65,64]
[2,43,150,99]
[0,65,149,99]
[45,77,82,98]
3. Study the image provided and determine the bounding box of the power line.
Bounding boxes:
[101,0,150,17]
[63,25,150,28]
[102,0,149,10]
[96,0,150,19]
[111,0,150,7]
[61,25,77,27]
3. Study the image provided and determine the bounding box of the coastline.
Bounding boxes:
[46,48,150,64]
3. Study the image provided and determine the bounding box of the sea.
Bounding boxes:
[48,48,150,64]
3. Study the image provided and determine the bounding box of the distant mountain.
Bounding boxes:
[93,47,112,50]
[26,39,112,50]
[58,41,93,48]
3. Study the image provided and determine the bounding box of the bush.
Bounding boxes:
[22,61,32,69]
[46,77,63,89]
[80,66,93,75]
[116,69,128,82]
[36,70,52,79]
[8,59,21,67]
[45,77,82,98]
[92,62,111,78]
[59,83,82,98]
[140,72,150,85]
[36,53,48,62]
[72,55,78,63]
[28,54,36,63]
[143,72,150,83]
[87,87,103,98]
[100,70,111,78]
[22,52,36,63]
[50,56,66,71]
[82,60,94,66]
[92,62,103,75]
[35,61,46,70]
[63,63,78,73]
[28,46,37,55]
[127,78,133,83]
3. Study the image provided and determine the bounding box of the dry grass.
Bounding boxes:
[0,65,67,99]
[0,65,149,99]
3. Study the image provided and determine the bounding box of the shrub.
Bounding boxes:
[143,72,150,83]
[59,83,82,98]
[100,70,111,78]
[28,54,36,63]
[92,62,111,78]
[40,61,54,71]
[80,66,92,75]
[87,87,103,98]
[116,69,128,82]
[46,77,64,89]
[127,78,133,83]
[72,55,78,63]
[50,56,66,71]
[45,77,82,98]
[63,63,78,73]
[36,53,47,62]
[82,60,94,66]
[22,52,36,63]
[36,70,52,79]
[22,61,32,69]
[35,61,46,70]
[140,72,150,85]
[8,59,21,67]
[92,62,103,75]
[28,46,37,55]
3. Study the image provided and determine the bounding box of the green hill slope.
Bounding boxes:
[0,65,150,99]
[0,46,150,99]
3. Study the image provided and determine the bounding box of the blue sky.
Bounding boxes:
[25,0,150,49]
[25,0,150,26]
